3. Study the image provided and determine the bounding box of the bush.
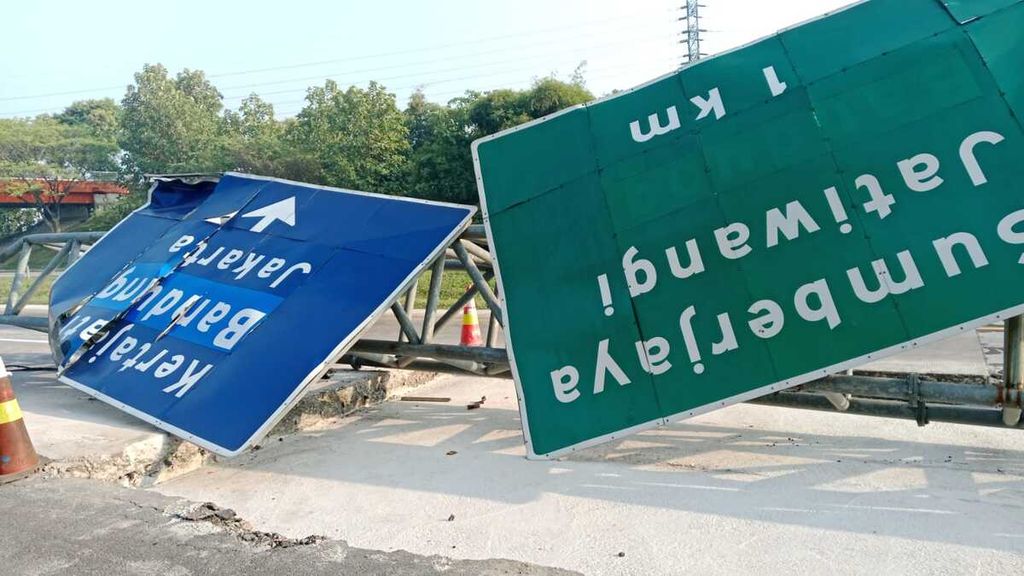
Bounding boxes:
[79,193,146,231]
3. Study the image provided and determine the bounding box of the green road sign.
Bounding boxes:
[473,0,1024,458]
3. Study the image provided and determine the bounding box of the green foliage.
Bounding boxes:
[56,98,120,140]
[78,193,146,232]
[0,208,41,237]
[221,95,318,182]
[289,81,411,194]
[119,64,231,184]
[0,115,119,231]
[414,269,495,310]
[0,64,597,240]
[403,91,477,203]
[465,77,593,134]
[403,76,594,205]
[0,275,54,306]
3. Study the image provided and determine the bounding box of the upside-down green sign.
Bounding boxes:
[473,0,1024,458]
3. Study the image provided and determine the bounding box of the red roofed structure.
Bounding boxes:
[0,179,129,207]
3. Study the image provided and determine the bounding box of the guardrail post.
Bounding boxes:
[13,241,73,315]
[66,239,82,267]
[1003,315,1023,425]
[420,255,445,344]
[397,279,418,344]
[485,286,500,348]
[5,242,32,316]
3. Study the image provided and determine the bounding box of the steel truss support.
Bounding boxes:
[0,232,104,330]
[340,223,1024,432]
[6,225,1024,434]
[346,225,504,376]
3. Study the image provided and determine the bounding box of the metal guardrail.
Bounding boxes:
[2,226,1023,433]
[0,232,105,331]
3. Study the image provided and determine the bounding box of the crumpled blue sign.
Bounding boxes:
[49,173,475,456]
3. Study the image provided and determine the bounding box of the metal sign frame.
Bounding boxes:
[51,172,475,456]
[472,0,1024,458]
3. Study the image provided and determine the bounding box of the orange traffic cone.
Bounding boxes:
[461,291,484,347]
[0,357,40,483]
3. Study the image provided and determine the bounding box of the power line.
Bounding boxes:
[270,56,680,118]
[219,33,677,102]
[205,8,678,80]
[0,30,677,118]
[0,10,675,105]
[216,20,673,94]
[265,54,679,115]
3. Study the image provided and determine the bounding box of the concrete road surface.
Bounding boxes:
[0,477,573,576]
[155,374,1024,576]
[1,312,1022,575]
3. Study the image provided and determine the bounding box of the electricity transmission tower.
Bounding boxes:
[680,1,707,66]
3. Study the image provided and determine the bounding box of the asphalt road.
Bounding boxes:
[0,312,1020,576]
[0,477,574,576]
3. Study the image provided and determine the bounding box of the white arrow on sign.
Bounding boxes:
[240,197,296,233]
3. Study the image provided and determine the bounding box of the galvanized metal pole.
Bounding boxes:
[66,239,82,268]
[5,242,32,316]
[1003,316,1023,425]
[454,242,503,326]
[485,289,500,348]
[420,256,446,344]
[12,242,73,315]
[397,279,418,343]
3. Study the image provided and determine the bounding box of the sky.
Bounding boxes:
[0,0,855,119]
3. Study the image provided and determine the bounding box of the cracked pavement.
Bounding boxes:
[0,477,576,576]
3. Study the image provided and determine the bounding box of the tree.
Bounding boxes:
[402,77,594,205]
[0,208,41,238]
[119,64,231,184]
[223,94,282,174]
[466,76,593,135]
[290,80,410,194]
[403,90,476,203]
[521,76,593,119]
[56,98,120,140]
[0,116,118,231]
[221,94,317,181]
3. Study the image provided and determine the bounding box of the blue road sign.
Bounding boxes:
[48,173,475,456]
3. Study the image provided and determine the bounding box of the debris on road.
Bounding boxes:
[177,501,326,549]
[401,396,451,403]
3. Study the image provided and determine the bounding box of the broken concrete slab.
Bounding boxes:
[269,368,438,437]
[11,369,178,486]
[9,353,437,485]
